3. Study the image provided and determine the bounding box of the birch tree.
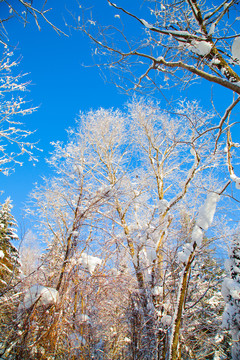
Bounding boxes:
[16,99,229,359]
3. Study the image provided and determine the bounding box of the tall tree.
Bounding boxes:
[20,99,228,359]
[0,197,19,290]
[0,198,21,357]
[222,234,240,360]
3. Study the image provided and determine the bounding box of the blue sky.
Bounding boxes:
[1,0,130,229]
[1,0,240,233]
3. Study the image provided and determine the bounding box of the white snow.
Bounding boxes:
[232,37,240,62]
[211,58,221,65]
[77,252,102,274]
[224,259,232,272]
[222,303,233,330]
[138,246,156,282]
[207,294,221,307]
[170,30,192,37]
[139,246,157,265]
[178,251,189,264]
[215,333,224,344]
[152,285,163,296]
[69,332,86,346]
[73,164,83,174]
[222,278,240,301]
[183,243,193,254]
[159,199,169,212]
[10,232,18,239]
[19,284,58,310]
[147,246,157,263]
[190,147,195,156]
[161,314,172,327]
[196,192,219,231]
[0,250,4,259]
[71,231,79,237]
[191,225,203,246]
[222,237,240,356]
[224,3,230,10]
[230,288,240,300]
[188,40,212,56]
[209,23,216,35]
[141,19,151,29]
[230,174,240,189]
[77,314,90,323]
[178,192,219,266]
[178,243,194,264]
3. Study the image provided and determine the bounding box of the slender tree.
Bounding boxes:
[0,197,19,291]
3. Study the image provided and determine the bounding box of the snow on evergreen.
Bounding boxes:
[0,198,20,288]
[222,235,240,359]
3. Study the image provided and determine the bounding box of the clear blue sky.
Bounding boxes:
[1,0,130,230]
[1,0,240,233]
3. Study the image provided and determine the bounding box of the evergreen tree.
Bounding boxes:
[0,198,19,291]
[222,235,240,360]
[0,198,20,357]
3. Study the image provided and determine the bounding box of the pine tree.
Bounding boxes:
[0,198,19,291]
[0,198,20,357]
[222,235,240,360]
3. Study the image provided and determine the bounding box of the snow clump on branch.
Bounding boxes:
[230,174,240,190]
[19,284,58,310]
[178,192,219,264]
[77,252,102,275]
[232,37,240,63]
[187,41,212,56]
